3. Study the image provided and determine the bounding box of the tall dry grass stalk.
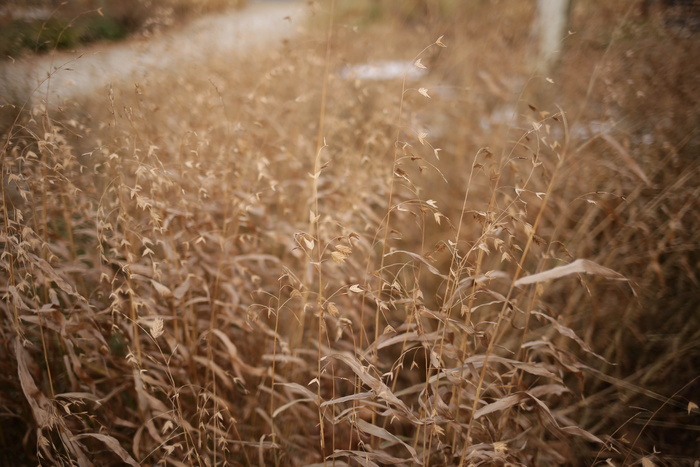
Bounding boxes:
[1,0,698,465]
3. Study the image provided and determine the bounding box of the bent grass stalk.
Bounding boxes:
[459,111,570,465]
[309,0,335,458]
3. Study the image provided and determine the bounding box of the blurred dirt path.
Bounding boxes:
[0,0,307,108]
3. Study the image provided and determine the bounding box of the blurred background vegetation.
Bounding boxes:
[0,0,248,58]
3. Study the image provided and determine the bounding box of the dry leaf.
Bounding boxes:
[320,392,373,407]
[474,393,527,419]
[328,352,419,423]
[72,433,139,466]
[309,210,320,224]
[303,236,315,250]
[600,133,652,187]
[355,418,419,463]
[532,311,613,364]
[151,280,172,298]
[268,391,307,419]
[172,277,190,300]
[418,87,430,98]
[328,449,408,466]
[27,253,78,296]
[210,329,265,376]
[515,259,626,286]
[15,339,53,427]
[385,250,447,280]
[473,389,602,443]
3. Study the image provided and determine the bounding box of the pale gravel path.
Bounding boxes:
[0,1,307,108]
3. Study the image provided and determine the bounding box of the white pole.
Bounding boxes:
[535,0,571,73]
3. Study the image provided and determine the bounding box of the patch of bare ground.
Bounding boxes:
[0,1,305,118]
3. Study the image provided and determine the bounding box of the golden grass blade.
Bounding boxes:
[192,355,234,390]
[150,279,172,298]
[599,133,652,187]
[533,311,614,364]
[172,276,191,300]
[306,462,350,467]
[279,382,317,401]
[272,397,316,419]
[58,431,93,467]
[528,394,603,444]
[329,449,409,466]
[320,391,374,407]
[72,433,140,466]
[355,418,421,464]
[15,338,53,427]
[210,328,266,376]
[474,393,528,419]
[475,389,603,443]
[376,331,436,350]
[514,259,626,286]
[328,353,421,423]
[27,253,79,297]
[384,250,448,279]
[528,384,571,398]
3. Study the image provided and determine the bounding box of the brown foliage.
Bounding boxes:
[1,1,698,465]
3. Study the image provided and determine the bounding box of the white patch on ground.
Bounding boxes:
[339,60,428,81]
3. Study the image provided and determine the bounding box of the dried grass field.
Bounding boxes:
[1,0,699,465]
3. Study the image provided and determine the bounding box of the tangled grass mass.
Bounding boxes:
[1,0,699,465]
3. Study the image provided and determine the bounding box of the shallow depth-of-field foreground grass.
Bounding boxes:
[1,1,699,465]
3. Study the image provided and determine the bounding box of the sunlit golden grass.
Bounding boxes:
[1,1,698,465]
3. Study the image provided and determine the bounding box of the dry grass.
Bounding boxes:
[1,0,699,465]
